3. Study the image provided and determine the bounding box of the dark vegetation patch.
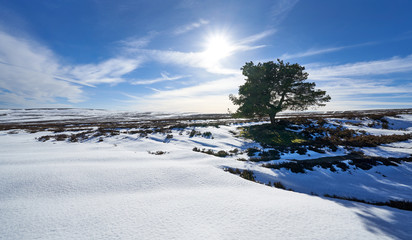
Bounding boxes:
[241,122,308,148]
[193,147,239,158]
[263,152,412,173]
[248,149,281,162]
[324,194,412,211]
[238,110,412,164]
[272,181,286,189]
[224,167,255,181]
[148,151,168,155]
[224,167,292,190]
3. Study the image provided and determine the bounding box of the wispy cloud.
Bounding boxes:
[118,31,157,51]
[174,19,209,35]
[305,55,412,110]
[0,30,84,107]
[131,29,275,75]
[124,75,242,113]
[132,72,190,85]
[281,46,347,60]
[308,54,412,80]
[237,29,276,45]
[65,57,142,85]
[280,42,377,60]
[271,0,299,24]
[0,29,143,107]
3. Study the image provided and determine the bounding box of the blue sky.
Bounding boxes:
[0,0,411,113]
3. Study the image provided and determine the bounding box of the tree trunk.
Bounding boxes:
[269,113,276,126]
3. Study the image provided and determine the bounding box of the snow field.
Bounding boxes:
[1,112,412,239]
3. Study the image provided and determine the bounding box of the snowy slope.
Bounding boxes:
[1,110,412,239]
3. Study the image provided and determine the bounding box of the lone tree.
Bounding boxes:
[229,59,331,126]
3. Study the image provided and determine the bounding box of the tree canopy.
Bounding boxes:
[229,59,331,125]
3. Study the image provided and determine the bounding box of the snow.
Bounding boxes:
[361,144,412,158]
[0,108,201,123]
[329,115,412,136]
[1,110,412,239]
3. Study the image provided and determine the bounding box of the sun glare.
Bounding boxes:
[202,34,232,64]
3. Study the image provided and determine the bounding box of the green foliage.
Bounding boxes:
[242,124,307,148]
[230,59,330,125]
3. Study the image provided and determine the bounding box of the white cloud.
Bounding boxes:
[132,29,275,75]
[0,29,144,107]
[271,0,299,23]
[132,72,190,85]
[118,31,157,52]
[280,46,347,60]
[237,29,276,46]
[308,55,412,80]
[123,75,242,113]
[65,57,142,85]
[304,56,412,110]
[174,19,209,35]
[280,42,376,60]
[0,31,84,107]
[119,29,277,112]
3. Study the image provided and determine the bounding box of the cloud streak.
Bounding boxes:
[127,29,275,76]
[124,75,243,113]
[0,30,84,107]
[65,57,142,85]
[271,0,299,24]
[280,42,377,60]
[304,55,412,110]
[174,19,209,35]
[308,54,412,80]
[132,72,190,85]
[0,29,143,107]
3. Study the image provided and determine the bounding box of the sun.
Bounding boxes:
[202,34,232,64]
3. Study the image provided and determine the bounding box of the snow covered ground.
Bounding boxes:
[1,109,412,239]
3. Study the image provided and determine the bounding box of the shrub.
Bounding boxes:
[202,131,213,138]
[240,170,255,181]
[273,181,286,189]
[336,162,348,171]
[216,150,228,157]
[193,148,230,158]
[189,130,201,137]
[246,148,260,156]
[229,148,239,154]
[148,151,168,155]
[164,134,173,142]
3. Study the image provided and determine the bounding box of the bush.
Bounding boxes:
[273,181,286,189]
[246,148,260,156]
[216,150,229,157]
[189,129,202,137]
[148,151,168,155]
[240,170,255,181]
[192,148,230,158]
[202,131,213,138]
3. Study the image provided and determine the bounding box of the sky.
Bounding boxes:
[0,0,411,113]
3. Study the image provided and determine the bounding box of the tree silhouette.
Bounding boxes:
[230,59,331,126]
